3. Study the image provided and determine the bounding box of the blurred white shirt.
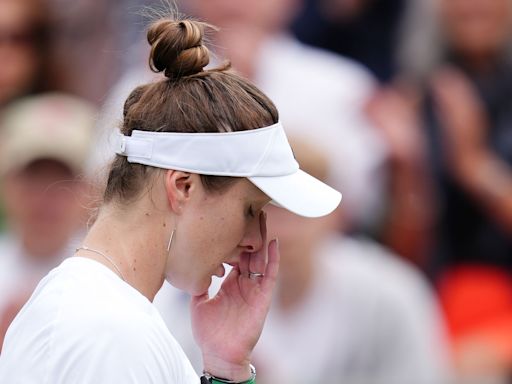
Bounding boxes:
[0,234,76,317]
[254,235,453,384]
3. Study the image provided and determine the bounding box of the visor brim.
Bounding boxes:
[249,169,342,218]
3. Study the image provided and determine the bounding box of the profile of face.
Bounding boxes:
[0,0,41,105]
[186,0,299,31]
[164,174,270,296]
[1,159,86,256]
[439,0,512,58]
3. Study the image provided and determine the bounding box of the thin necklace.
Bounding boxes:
[76,245,126,282]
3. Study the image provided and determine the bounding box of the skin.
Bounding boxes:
[439,0,512,71]
[431,68,512,233]
[184,0,300,78]
[185,0,299,33]
[77,170,280,382]
[1,159,86,258]
[0,0,40,105]
[365,86,435,265]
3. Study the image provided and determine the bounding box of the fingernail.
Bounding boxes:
[274,237,279,248]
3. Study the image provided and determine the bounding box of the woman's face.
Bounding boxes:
[166,176,270,296]
[439,0,512,58]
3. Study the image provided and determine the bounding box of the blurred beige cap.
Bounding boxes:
[288,135,330,183]
[0,93,96,175]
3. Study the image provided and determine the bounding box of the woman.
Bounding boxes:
[0,17,340,384]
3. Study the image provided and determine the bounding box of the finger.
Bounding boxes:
[249,211,267,275]
[261,238,280,293]
[190,291,210,307]
[239,251,251,278]
[217,263,240,291]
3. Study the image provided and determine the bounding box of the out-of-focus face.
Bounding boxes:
[1,159,85,256]
[439,0,512,58]
[265,205,331,269]
[186,0,299,31]
[166,177,270,296]
[0,0,40,105]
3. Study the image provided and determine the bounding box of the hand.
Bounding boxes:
[431,67,489,183]
[365,84,427,164]
[190,212,280,382]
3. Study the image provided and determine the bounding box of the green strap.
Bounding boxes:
[210,378,255,384]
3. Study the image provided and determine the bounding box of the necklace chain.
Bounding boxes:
[76,245,126,282]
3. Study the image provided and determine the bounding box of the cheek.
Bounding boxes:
[204,213,246,260]
[181,211,245,265]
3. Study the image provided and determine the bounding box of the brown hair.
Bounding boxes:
[103,18,278,203]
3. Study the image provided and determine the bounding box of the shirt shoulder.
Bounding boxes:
[1,257,198,384]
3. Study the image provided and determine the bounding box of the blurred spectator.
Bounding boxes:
[291,0,407,82]
[394,0,512,380]
[0,93,95,350]
[0,0,50,107]
[94,0,388,232]
[252,137,452,384]
[366,85,435,266]
[44,0,123,104]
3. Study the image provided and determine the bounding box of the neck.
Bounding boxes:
[78,202,170,301]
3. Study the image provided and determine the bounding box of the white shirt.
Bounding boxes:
[0,234,75,318]
[0,257,198,384]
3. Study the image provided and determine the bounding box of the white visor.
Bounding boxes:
[114,122,341,217]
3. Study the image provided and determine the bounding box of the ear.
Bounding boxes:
[164,170,198,214]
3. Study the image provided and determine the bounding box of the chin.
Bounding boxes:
[181,278,212,297]
[164,270,213,296]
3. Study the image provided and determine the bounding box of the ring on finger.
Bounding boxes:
[248,271,265,279]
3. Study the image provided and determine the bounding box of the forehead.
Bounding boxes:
[222,178,270,203]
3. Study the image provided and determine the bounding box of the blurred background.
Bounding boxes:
[1,0,512,383]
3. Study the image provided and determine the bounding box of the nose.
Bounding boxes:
[239,217,263,253]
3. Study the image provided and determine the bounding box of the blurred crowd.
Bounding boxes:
[1,0,512,383]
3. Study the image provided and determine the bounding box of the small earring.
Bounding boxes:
[167,229,176,252]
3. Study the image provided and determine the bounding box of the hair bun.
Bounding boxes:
[147,19,212,79]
